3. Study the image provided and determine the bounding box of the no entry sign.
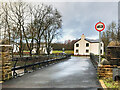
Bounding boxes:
[95,21,105,32]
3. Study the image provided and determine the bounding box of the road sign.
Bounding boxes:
[95,22,105,32]
[95,21,105,66]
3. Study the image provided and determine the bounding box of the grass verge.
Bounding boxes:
[52,50,74,54]
[100,77,119,89]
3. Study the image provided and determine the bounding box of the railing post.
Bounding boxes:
[24,57,28,73]
[13,58,18,77]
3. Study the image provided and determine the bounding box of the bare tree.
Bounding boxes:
[0,1,62,56]
[102,30,110,53]
[22,4,36,56]
[22,4,55,55]
[117,24,120,41]
[0,4,3,40]
[8,1,28,57]
[32,4,51,55]
[43,7,62,55]
[108,22,117,41]
[102,21,119,53]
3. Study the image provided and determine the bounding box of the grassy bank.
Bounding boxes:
[13,50,74,56]
[102,77,119,88]
[52,50,74,54]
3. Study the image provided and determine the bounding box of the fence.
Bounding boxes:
[90,53,99,69]
[11,54,71,78]
[0,43,71,81]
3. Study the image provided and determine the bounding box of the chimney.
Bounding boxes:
[81,34,85,40]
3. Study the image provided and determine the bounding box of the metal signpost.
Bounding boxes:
[95,21,105,66]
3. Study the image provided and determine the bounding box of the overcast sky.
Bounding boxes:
[0,0,118,43]
[45,2,118,43]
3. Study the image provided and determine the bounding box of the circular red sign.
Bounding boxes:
[95,22,105,32]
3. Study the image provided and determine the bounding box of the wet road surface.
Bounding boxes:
[3,56,101,89]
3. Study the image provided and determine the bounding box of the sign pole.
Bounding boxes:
[98,31,101,66]
[95,21,105,66]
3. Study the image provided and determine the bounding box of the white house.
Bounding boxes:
[12,44,19,53]
[11,42,52,54]
[32,43,53,54]
[74,34,104,55]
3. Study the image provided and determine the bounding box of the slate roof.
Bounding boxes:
[85,38,99,43]
[75,38,99,43]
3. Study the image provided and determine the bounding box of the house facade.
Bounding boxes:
[74,34,104,55]
[11,42,52,54]
[32,43,53,54]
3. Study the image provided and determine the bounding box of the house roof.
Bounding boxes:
[107,41,120,47]
[75,38,99,43]
[85,38,99,43]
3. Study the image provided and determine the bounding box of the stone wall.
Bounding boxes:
[0,45,12,82]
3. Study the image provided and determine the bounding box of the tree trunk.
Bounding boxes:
[30,49,32,56]
[47,45,50,55]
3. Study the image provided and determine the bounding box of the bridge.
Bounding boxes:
[2,56,102,89]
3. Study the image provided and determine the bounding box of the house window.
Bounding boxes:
[86,43,89,47]
[101,50,102,54]
[86,49,89,53]
[76,49,79,53]
[76,44,79,47]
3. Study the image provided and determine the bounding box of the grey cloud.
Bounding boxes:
[46,2,118,42]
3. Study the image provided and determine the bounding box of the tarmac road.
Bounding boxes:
[3,56,102,89]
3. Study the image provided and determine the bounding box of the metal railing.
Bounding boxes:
[11,54,71,77]
[90,53,99,69]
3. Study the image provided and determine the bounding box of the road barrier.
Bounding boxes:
[11,54,71,78]
[90,53,99,69]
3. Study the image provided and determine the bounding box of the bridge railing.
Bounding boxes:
[90,53,99,69]
[11,54,71,78]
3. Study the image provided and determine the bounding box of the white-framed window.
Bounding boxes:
[86,43,89,47]
[101,50,102,54]
[76,49,79,53]
[86,49,89,53]
[76,44,79,47]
